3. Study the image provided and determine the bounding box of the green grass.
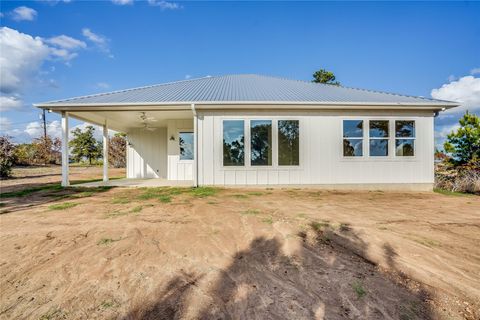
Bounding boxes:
[130,205,143,213]
[434,188,473,197]
[1,183,63,198]
[112,197,131,204]
[247,191,264,196]
[262,217,274,224]
[158,194,172,203]
[48,202,79,210]
[97,237,121,246]
[241,209,261,215]
[310,221,330,231]
[232,194,248,199]
[190,186,217,197]
[352,280,366,298]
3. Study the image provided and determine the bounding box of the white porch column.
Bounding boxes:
[191,104,198,187]
[103,120,109,182]
[61,111,69,187]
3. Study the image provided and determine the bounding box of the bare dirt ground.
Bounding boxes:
[0,167,479,320]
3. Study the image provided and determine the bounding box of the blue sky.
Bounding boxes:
[1,0,479,148]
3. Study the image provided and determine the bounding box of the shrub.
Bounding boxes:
[435,163,480,194]
[0,136,16,178]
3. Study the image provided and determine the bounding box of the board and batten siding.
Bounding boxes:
[197,109,435,187]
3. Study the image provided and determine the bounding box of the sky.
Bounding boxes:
[0,0,479,149]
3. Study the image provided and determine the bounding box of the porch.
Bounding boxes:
[55,108,198,188]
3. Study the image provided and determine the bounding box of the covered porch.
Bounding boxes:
[52,106,199,188]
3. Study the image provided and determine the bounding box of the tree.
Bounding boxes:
[0,136,16,178]
[109,133,126,168]
[69,126,102,165]
[312,69,340,85]
[444,112,480,166]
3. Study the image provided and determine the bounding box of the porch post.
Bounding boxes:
[61,111,69,187]
[191,103,198,187]
[103,120,109,182]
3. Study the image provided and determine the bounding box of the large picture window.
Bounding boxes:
[278,120,299,165]
[250,120,272,166]
[179,132,194,160]
[369,120,389,156]
[395,120,415,156]
[343,120,363,157]
[223,120,245,166]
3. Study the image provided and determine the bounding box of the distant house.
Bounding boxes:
[35,74,458,190]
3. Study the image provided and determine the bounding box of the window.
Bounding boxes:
[343,120,363,157]
[251,120,272,166]
[369,120,389,156]
[223,120,245,166]
[179,132,194,160]
[278,120,299,165]
[395,120,415,156]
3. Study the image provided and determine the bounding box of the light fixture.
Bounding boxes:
[169,135,176,141]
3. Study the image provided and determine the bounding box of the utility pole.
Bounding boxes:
[42,109,47,141]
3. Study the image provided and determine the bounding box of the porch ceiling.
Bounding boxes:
[68,110,194,132]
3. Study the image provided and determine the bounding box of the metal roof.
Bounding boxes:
[36,74,457,108]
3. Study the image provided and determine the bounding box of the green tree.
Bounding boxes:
[69,126,102,165]
[0,136,16,178]
[312,69,340,85]
[444,112,480,165]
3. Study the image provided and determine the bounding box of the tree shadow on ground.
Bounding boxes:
[123,224,435,320]
[0,184,113,214]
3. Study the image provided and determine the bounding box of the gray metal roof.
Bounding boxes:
[36,74,457,107]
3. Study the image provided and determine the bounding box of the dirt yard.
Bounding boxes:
[0,167,479,320]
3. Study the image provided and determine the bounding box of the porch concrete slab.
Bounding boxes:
[74,178,194,188]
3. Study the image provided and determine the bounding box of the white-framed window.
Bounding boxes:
[369,120,389,157]
[223,120,245,166]
[343,120,364,157]
[278,120,300,165]
[395,120,415,157]
[179,132,194,160]
[250,120,272,166]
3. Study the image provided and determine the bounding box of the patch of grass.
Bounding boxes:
[130,206,143,213]
[1,183,63,198]
[412,237,441,248]
[352,280,366,298]
[112,197,131,204]
[241,209,261,215]
[105,210,129,218]
[247,191,264,196]
[39,307,66,320]
[262,217,274,224]
[48,202,78,210]
[207,201,218,205]
[433,188,472,197]
[158,194,172,203]
[310,221,329,231]
[297,213,307,218]
[100,300,116,309]
[232,194,248,199]
[97,237,121,246]
[190,186,217,198]
[399,301,421,320]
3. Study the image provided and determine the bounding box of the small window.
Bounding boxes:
[278,120,299,165]
[223,120,245,166]
[251,120,272,166]
[395,121,415,156]
[179,132,194,160]
[369,120,389,156]
[343,120,363,157]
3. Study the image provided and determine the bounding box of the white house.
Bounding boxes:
[35,74,458,190]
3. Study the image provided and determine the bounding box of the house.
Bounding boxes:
[35,74,458,190]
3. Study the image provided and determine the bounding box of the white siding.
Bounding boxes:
[167,119,194,181]
[126,128,167,178]
[197,109,435,186]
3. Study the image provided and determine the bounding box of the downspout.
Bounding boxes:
[191,103,198,187]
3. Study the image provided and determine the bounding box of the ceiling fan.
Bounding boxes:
[139,112,157,131]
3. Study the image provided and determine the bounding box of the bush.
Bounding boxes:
[435,163,480,194]
[0,136,16,178]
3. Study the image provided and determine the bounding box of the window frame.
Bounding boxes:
[394,120,416,157]
[277,119,300,167]
[250,119,273,167]
[222,119,247,167]
[178,130,194,162]
[368,119,390,158]
[342,119,365,158]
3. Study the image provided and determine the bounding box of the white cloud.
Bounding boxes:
[0,117,12,129]
[11,6,37,21]
[431,75,480,115]
[82,28,113,57]
[37,0,72,5]
[0,95,23,111]
[470,68,480,75]
[95,82,110,89]
[112,0,134,5]
[45,35,87,50]
[148,0,181,10]
[25,120,62,139]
